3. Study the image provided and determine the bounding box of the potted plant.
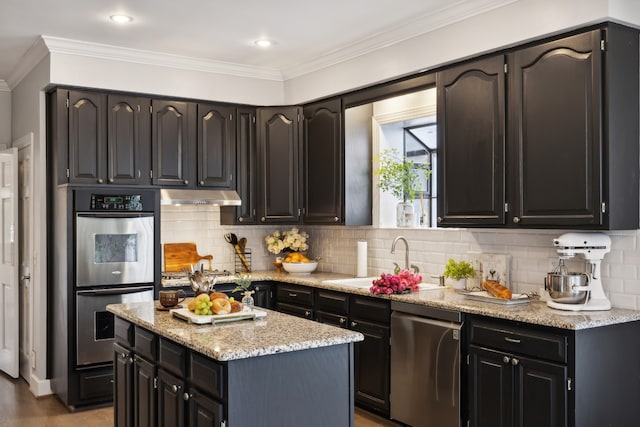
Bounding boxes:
[443,258,476,290]
[373,148,431,227]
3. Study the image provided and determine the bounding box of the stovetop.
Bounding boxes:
[161,269,234,287]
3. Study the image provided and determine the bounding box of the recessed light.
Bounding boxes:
[254,39,272,48]
[110,15,134,24]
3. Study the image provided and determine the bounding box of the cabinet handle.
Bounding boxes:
[288,292,297,297]
[120,352,127,359]
[183,392,192,401]
[128,357,133,364]
[351,321,358,328]
[97,178,104,184]
[513,216,520,224]
[511,358,519,366]
[172,384,181,393]
[504,337,521,344]
[183,180,189,185]
[199,180,205,185]
[238,217,244,222]
[503,356,511,364]
[304,310,311,317]
[261,217,266,222]
[333,217,339,222]
[437,216,442,223]
[108,178,114,183]
[339,317,346,324]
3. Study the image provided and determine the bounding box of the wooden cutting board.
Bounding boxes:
[164,243,213,272]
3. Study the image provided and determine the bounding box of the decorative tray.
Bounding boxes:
[456,290,531,305]
[170,307,267,324]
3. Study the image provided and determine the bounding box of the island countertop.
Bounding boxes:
[106,302,363,361]
[199,271,640,330]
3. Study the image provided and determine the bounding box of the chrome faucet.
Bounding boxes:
[391,236,419,273]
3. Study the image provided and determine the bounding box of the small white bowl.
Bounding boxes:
[282,261,318,275]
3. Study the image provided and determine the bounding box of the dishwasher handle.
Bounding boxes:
[391,311,463,333]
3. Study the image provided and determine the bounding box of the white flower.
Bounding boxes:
[264,228,310,255]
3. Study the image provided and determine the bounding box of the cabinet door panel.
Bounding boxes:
[197,103,234,188]
[257,107,302,223]
[157,368,186,427]
[134,355,156,427]
[437,55,506,226]
[108,95,151,185]
[303,99,343,224]
[189,391,224,427]
[513,357,567,427]
[510,30,602,226]
[468,346,511,427]
[68,90,106,184]
[114,344,133,427]
[152,100,195,187]
[351,319,390,414]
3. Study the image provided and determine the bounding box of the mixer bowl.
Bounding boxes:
[545,272,589,304]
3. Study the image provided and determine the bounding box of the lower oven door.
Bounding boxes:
[76,286,154,366]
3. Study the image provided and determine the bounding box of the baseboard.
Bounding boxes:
[28,372,52,397]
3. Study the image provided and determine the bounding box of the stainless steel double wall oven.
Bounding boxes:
[51,188,160,408]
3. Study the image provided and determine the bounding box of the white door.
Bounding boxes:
[18,141,33,381]
[0,147,19,378]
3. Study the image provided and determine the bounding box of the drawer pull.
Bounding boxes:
[172,384,181,393]
[339,317,346,324]
[305,310,311,317]
[511,358,519,366]
[503,356,511,364]
[289,292,297,297]
[351,321,358,328]
[504,337,521,344]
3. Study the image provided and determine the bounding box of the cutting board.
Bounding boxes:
[164,243,213,272]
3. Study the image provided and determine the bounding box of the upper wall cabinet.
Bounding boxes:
[437,55,506,226]
[437,24,639,229]
[256,107,303,224]
[51,89,151,186]
[151,99,196,187]
[303,98,343,224]
[197,103,235,188]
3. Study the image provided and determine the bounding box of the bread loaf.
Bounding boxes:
[483,280,512,299]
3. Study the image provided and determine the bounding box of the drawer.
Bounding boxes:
[77,369,113,401]
[316,289,349,315]
[277,284,314,307]
[159,338,188,377]
[350,296,390,324]
[276,302,314,320]
[316,311,349,328]
[134,326,157,361]
[114,317,134,348]
[469,319,567,363]
[189,352,226,401]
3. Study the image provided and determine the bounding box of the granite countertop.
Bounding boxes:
[206,270,640,330]
[107,302,363,362]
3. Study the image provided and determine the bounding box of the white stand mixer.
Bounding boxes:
[547,232,611,311]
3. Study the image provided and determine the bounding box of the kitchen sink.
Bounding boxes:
[323,277,443,291]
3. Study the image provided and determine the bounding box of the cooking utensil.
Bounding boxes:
[545,271,589,304]
[164,243,213,272]
[224,233,251,272]
[238,237,247,253]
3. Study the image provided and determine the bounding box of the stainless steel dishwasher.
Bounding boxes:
[390,301,463,427]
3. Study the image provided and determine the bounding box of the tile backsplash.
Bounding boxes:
[161,205,640,310]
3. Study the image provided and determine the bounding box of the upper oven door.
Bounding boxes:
[76,213,155,287]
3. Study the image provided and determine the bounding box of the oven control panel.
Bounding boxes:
[90,194,143,211]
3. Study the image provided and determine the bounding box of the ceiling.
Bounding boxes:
[0,0,516,85]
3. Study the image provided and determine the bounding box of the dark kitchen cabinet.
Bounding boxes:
[276,283,314,320]
[256,106,303,223]
[350,296,391,417]
[152,99,196,187]
[437,55,506,226]
[51,89,152,186]
[196,103,235,188]
[221,107,258,224]
[133,355,157,427]
[315,289,349,328]
[113,343,134,427]
[437,24,639,229]
[157,368,186,427]
[303,98,343,224]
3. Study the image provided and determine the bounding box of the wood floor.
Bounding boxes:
[0,372,399,426]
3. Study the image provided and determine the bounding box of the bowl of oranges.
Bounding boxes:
[282,252,318,275]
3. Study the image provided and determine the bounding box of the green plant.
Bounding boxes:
[443,258,476,280]
[373,148,431,202]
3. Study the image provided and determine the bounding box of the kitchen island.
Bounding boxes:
[107,302,363,427]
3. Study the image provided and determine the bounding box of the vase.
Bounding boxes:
[396,201,415,228]
[450,278,467,290]
[242,291,255,311]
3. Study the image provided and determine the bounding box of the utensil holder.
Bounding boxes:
[235,249,252,273]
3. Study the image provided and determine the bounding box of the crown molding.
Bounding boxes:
[0,80,9,92]
[41,36,284,82]
[6,37,49,89]
[281,0,519,79]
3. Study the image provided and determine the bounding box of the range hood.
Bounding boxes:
[160,189,242,206]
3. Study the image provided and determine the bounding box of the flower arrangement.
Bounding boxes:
[370,269,423,295]
[265,228,309,255]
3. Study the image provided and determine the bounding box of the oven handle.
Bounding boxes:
[76,212,155,219]
[77,286,154,296]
